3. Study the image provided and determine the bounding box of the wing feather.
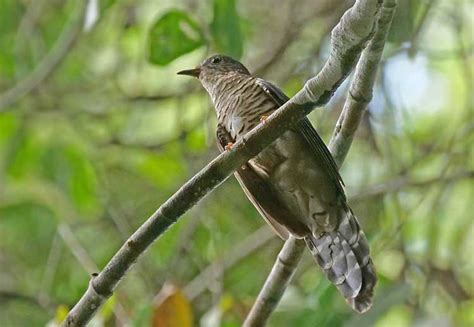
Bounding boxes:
[255,78,345,199]
[217,125,311,239]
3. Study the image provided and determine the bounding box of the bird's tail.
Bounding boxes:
[304,206,377,313]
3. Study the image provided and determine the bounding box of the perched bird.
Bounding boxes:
[178,55,377,313]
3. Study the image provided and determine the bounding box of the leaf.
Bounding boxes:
[387,0,422,44]
[99,294,117,322]
[0,0,23,77]
[210,0,243,58]
[40,144,100,217]
[152,284,193,327]
[55,305,70,324]
[148,10,205,66]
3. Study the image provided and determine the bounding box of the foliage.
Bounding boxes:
[0,0,472,326]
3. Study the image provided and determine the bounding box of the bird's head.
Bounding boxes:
[178,55,251,105]
[177,54,250,80]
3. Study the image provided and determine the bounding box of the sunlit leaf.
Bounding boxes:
[152,284,193,327]
[210,0,243,58]
[55,305,69,324]
[148,10,204,66]
[99,294,116,321]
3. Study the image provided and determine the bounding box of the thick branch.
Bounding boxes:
[244,1,397,326]
[62,0,381,325]
[329,0,398,163]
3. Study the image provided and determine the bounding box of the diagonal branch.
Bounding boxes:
[62,0,382,325]
[243,1,397,326]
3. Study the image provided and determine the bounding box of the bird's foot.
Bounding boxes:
[225,142,234,151]
[260,115,269,124]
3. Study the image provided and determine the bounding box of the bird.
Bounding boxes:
[178,54,377,313]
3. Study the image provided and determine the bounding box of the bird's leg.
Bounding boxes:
[260,115,269,124]
[216,124,235,152]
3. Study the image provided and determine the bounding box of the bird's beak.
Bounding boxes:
[177,67,201,78]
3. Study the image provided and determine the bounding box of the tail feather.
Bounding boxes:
[305,207,376,313]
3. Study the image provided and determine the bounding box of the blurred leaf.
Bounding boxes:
[185,128,207,152]
[148,10,204,66]
[375,305,412,327]
[132,150,184,188]
[375,250,405,281]
[388,0,421,44]
[99,0,117,11]
[6,127,100,216]
[152,284,193,327]
[210,0,243,58]
[99,294,116,321]
[0,201,56,265]
[345,284,411,327]
[456,300,474,327]
[0,0,23,77]
[55,305,70,324]
[40,144,99,216]
[130,304,153,327]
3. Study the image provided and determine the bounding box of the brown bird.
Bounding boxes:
[178,55,377,313]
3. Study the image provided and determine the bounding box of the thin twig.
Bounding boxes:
[38,232,63,308]
[350,170,473,202]
[253,0,349,77]
[183,226,276,300]
[57,224,99,274]
[0,290,52,310]
[0,1,86,111]
[244,1,397,325]
[62,0,381,325]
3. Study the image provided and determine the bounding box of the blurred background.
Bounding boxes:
[0,0,472,326]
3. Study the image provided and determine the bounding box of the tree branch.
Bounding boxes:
[62,0,382,325]
[244,1,397,326]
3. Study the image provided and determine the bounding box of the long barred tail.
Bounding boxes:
[304,207,377,313]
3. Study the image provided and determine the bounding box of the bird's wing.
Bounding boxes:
[217,125,313,240]
[255,78,346,200]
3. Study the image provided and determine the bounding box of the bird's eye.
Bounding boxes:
[211,56,222,64]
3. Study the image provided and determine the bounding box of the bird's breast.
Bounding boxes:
[213,75,276,140]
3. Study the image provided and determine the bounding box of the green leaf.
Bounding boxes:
[0,0,23,77]
[148,10,205,66]
[99,0,117,11]
[387,0,422,44]
[40,144,99,217]
[210,0,243,58]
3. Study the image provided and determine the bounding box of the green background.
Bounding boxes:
[0,0,472,326]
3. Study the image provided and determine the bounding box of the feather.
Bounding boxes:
[216,125,310,239]
[255,79,345,200]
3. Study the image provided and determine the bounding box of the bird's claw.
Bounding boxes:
[225,142,234,151]
[260,115,269,124]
